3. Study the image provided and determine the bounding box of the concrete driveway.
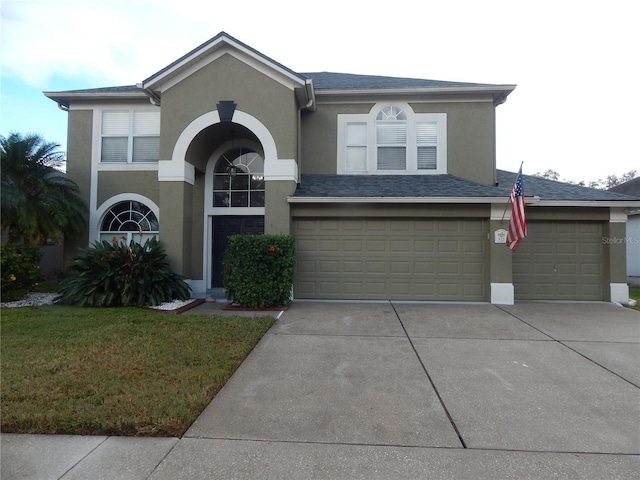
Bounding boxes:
[2,301,639,479]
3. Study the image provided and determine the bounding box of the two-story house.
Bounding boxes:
[45,32,638,304]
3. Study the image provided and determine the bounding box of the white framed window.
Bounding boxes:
[213,147,265,208]
[337,103,446,174]
[101,110,160,163]
[99,200,159,244]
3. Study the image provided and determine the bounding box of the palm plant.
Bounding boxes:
[1,132,86,244]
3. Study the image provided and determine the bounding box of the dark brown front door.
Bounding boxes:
[212,216,264,287]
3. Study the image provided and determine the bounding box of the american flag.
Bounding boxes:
[506,166,526,250]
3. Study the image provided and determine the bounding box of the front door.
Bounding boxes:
[211,216,264,287]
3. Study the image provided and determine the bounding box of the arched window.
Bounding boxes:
[337,103,446,174]
[100,200,159,244]
[213,147,265,207]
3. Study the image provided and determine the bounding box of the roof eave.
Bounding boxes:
[534,200,640,208]
[43,90,148,108]
[314,85,516,104]
[288,196,526,204]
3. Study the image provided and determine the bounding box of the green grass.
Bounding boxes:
[1,305,275,437]
[629,286,640,311]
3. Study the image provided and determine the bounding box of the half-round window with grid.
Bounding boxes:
[213,147,265,207]
[100,200,159,244]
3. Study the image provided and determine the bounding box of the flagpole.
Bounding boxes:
[501,161,523,222]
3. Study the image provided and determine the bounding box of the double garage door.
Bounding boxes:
[293,218,487,301]
[513,221,605,301]
[293,218,606,302]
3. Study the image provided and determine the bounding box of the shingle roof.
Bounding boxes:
[301,72,505,91]
[497,170,640,201]
[292,171,640,202]
[46,85,140,95]
[293,174,500,198]
[608,176,640,196]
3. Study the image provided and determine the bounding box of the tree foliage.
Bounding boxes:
[1,132,87,244]
[0,243,43,302]
[533,168,638,189]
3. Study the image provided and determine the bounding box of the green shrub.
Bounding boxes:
[1,243,43,302]
[223,234,295,308]
[56,237,191,307]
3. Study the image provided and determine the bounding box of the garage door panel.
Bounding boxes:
[343,239,363,251]
[390,239,411,251]
[390,261,411,274]
[297,260,316,273]
[366,239,387,252]
[533,242,553,255]
[556,263,577,275]
[414,240,435,253]
[464,262,484,274]
[343,261,364,273]
[294,218,487,300]
[514,221,604,300]
[415,261,435,274]
[319,239,339,251]
[557,242,578,255]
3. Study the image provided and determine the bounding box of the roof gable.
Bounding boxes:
[139,32,310,99]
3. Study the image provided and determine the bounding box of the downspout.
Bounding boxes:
[296,79,315,185]
[57,103,69,112]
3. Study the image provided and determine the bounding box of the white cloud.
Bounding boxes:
[1,0,638,181]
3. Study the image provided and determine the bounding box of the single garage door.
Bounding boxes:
[513,221,605,300]
[293,218,487,301]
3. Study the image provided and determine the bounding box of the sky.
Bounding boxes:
[1,0,638,184]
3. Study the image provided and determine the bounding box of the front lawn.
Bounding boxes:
[629,286,640,311]
[1,305,275,437]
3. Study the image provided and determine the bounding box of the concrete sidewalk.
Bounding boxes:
[2,301,639,479]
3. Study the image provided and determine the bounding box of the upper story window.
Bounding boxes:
[376,106,407,170]
[338,103,446,175]
[101,110,160,163]
[213,147,265,207]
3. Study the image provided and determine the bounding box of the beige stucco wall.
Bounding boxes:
[607,221,628,287]
[159,181,193,277]
[266,180,297,234]
[300,98,497,184]
[63,109,93,263]
[97,171,159,208]
[159,53,298,168]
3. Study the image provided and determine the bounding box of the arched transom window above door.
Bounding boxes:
[213,147,265,207]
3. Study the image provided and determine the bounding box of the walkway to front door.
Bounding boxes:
[211,216,264,287]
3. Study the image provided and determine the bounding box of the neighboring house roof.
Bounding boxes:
[497,170,640,202]
[609,177,640,214]
[608,176,640,196]
[291,170,640,204]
